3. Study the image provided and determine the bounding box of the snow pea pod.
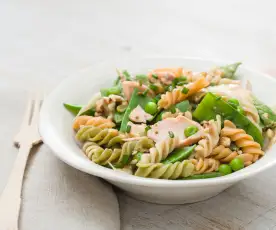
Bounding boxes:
[253,97,276,129]
[63,103,95,116]
[180,172,222,180]
[162,145,196,164]
[220,62,241,79]
[193,93,263,146]
[120,88,153,132]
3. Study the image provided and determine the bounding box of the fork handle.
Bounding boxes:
[0,142,32,222]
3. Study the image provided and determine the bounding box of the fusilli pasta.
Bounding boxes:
[158,77,209,109]
[95,95,128,120]
[221,120,264,163]
[83,141,123,165]
[191,158,220,174]
[210,145,238,163]
[72,115,115,130]
[135,160,195,179]
[194,115,221,158]
[147,137,180,163]
[76,126,123,147]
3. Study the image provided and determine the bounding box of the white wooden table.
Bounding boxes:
[1,0,276,229]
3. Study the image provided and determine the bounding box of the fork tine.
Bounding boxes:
[20,93,34,129]
[30,92,43,127]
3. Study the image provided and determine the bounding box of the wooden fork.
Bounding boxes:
[0,93,43,230]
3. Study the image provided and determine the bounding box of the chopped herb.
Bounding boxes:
[145,126,151,133]
[126,125,131,133]
[210,83,216,86]
[179,76,187,81]
[168,131,175,138]
[181,87,189,94]
[114,76,120,86]
[139,80,143,86]
[152,73,158,79]
[177,81,186,86]
[170,106,176,114]
[153,94,161,103]
[122,70,131,80]
[142,89,149,96]
[149,84,158,92]
[230,143,239,151]
[166,85,174,92]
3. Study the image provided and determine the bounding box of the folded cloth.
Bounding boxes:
[20,145,120,230]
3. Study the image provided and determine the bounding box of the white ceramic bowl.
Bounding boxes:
[39,57,276,204]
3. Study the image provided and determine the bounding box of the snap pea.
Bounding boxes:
[120,88,153,132]
[220,62,241,79]
[193,93,263,146]
[180,172,222,180]
[228,98,240,108]
[63,103,95,116]
[162,145,196,164]
[253,97,276,129]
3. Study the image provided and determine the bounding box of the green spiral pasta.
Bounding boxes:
[135,160,195,179]
[82,137,154,167]
[76,126,123,147]
[83,141,122,165]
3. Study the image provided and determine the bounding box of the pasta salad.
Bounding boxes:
[64,63,276,180]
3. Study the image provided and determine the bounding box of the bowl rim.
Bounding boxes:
[39,56,276,188]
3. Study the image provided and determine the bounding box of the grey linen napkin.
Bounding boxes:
[20,145,120,230]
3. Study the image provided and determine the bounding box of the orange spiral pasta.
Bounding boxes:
[221,120,264,163]
[191,158,220,174]
[158,77,209,109]
[210,145,238,163]
[72,116,115,130]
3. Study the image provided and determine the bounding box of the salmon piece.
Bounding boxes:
[129,105,153,123]
[147,115,204,145]
[148,68,184,85]
[127,121,147,136]
[122,81,155,101]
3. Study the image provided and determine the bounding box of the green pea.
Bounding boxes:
[184,126,198,137]
[218,164,232,175]
[230,158,244,171]
[237,106,245,115]
[228,98,240,108]
[144,102,158,115]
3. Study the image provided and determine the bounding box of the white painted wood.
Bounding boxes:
[1,0,276,229]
